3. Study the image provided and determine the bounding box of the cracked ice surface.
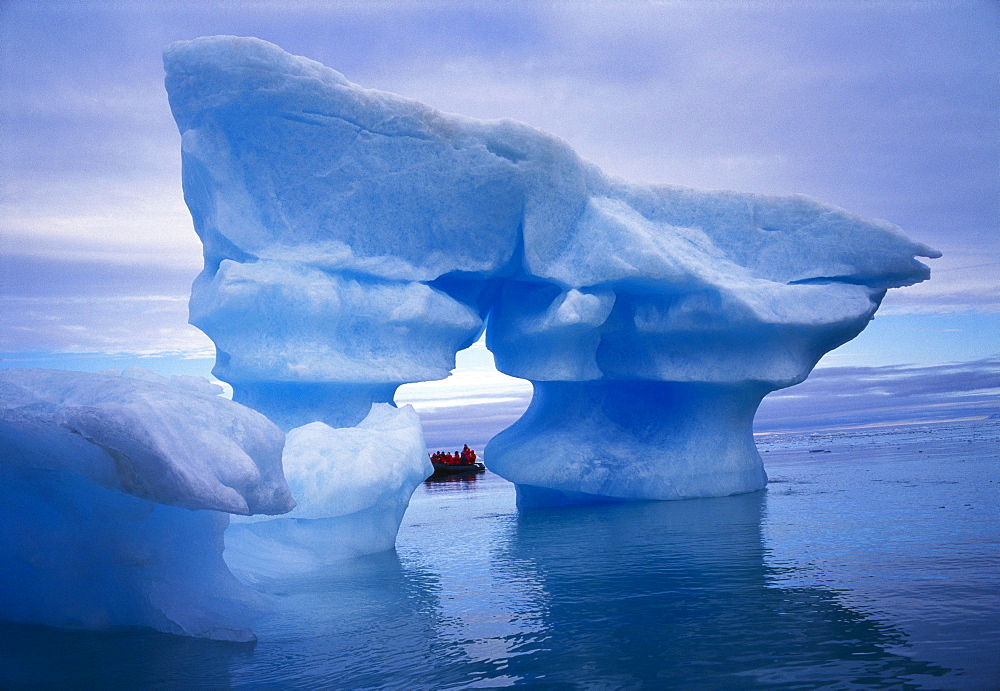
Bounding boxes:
[165,36,937,505]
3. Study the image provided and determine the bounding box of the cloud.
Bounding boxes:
[756,356,1000,432]
[0,294,214,356]
[0,248,208,355]
[877,254,1000,315]
[777,357,1000,399]
[1,0,996,363]
[408,397,531,452]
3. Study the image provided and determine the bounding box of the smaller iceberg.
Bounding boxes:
[225,404,431,580]
[0,369,293,641]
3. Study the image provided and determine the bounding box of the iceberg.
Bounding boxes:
[165,36,938,506]
[0,369,293,640]
[225,404,432,579]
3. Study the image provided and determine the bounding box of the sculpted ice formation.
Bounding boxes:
[225,404,432,577]
[165,36,938,505]
[0,369,294,640]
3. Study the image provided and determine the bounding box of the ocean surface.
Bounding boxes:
[1,420,997,689]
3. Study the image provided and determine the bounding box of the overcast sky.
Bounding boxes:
[1,1,997,429]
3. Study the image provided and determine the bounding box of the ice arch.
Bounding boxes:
[165,36,938,507]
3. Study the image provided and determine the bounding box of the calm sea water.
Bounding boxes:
[1,420,997,689]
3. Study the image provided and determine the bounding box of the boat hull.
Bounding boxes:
[429,462,485,477]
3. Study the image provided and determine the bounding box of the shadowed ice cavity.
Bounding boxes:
[164,36,939,508]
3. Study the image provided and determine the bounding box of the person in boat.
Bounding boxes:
[430,448,479,466]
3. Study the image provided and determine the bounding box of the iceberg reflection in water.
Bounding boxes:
[1,421,995,688]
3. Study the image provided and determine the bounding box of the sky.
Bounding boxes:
[1,0,998,442]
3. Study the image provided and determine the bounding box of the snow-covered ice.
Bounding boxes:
[165,36,938,506]
[0,368,293,640]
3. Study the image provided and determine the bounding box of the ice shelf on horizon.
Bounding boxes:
[164,35,939,507]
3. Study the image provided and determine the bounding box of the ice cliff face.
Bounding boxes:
[165,36,938,505]
[0,369,294,640]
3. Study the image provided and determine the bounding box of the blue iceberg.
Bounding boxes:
[164,36,937,506]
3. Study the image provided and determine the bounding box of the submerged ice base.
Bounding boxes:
[165,36,938,506]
